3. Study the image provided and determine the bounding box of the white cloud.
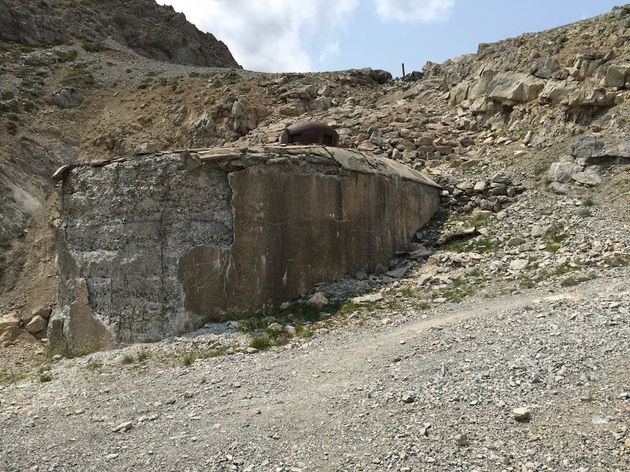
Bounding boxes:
[319,40,341,64]
[373,0,454,23]
[157,0,359,72]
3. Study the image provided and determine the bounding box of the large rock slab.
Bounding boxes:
[51,146,440,351]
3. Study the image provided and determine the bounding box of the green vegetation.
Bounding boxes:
[120,355,135,365]
[62,63,95,88]
[82,41,107,53]
[543,223,567,252]
[86,361,103,371]
[211,70,243,87]
[441,236,500,254]
[55,49,78,63]
[182,353,194,367]
[604,253,630,267]
[560,274,596,287]
[249,335,272,351]
[581,386,597,404]
[0,368,27,385]
[0,100,20,114]
[136,350,150,362]
[179,345,230,367]
[437,276,478,303]
[119,350,151,365]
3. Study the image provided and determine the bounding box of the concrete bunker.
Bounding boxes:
[50,145,440,352]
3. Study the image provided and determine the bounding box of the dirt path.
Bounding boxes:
[1,272,629,471]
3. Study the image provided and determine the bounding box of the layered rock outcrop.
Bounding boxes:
[50,146,440,351]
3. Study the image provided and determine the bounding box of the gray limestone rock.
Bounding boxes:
[48,88,83,109]
[547,161,581,184]
[571,136,604,160]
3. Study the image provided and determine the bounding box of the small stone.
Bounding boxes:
[353,292,384,304]
[509,259,528,271]
[454,433,469,447]
[531,225,545,237]
[512,407,531,422]
[473,180,487,192]
[624,437,630,448]
[381,318,391,325]
[386,267,408,279]
[306,292,329,309]
[112,421,133,432]
[246,347,258,354]
[401,393,415,403]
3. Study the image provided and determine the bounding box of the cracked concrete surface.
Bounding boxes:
[51,146,440,351]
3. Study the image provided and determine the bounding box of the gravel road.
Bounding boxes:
[1,269,629,471]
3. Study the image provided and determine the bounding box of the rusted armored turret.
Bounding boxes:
[280,121,340,147]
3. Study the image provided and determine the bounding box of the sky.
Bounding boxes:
[156,0,621,75]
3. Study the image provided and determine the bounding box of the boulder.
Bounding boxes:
[547,161,581,183]
[230,98,257,135]
[534,57,560,79]
[368,69,393,84]
[572,169,602,186]
[25,315,47,334]
[571,136,604,160]
[539,80,577,104]
[47,88,83,108]
[486,72,544,105]
[603,64,629,88]
[603,139,630,159]
[306,292,329,310]
[566,88,617,108]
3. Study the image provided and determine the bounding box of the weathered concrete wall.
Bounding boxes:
[51,146,440,351]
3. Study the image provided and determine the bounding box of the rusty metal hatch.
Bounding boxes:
[279,121,339,147]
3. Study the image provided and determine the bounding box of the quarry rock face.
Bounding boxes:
[51,146,440,351]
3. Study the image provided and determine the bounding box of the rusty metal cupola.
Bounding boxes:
[279,121,340,147]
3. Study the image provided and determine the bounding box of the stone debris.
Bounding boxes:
[306,292,329,310]
[511,407,531,422]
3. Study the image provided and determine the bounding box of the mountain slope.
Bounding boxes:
[0,0,240,68]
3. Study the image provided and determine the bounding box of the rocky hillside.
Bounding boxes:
[1,3,629,366]
[0,0,239,67]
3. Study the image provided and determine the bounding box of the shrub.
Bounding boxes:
[249,335,271,350]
